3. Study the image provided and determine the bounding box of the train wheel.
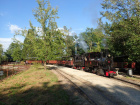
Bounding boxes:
[109,73,114,78]
[100,69,105,76]
[97,69,100,75]
[78,67,81,70]
[72,66,76,69]
[84,67,89,72]
[80,67,83,70]
[92,68,97,74]
[97,69,104,76]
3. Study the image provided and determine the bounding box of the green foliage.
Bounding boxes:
[31,0,64,61]
[107,18,140,61]
[10,41,23,61]
[4,41,23,62]
[101,0,140,22]
[22,26,38,60]
[0,65,77,105]
[0,44,3,63]
[79,27,104,52]
[0,44,8,63]
[100,0,140,62]
[62,26,76,57]
[4,49,13,62]
[13,0,65,63]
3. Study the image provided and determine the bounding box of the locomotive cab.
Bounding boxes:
[73,55,85,69]
[88,50,117,77]
[84,52,102,72]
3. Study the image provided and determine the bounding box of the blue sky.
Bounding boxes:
[0,0,104,50]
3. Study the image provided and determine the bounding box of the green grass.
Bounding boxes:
[0,64,77,105]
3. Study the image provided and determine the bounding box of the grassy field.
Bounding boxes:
[0,64,75,105]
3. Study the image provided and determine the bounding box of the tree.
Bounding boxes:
[22,23,38,61]
[100,0,140,62]
[8,41,23,61]
[100,0,140,22]
[4,49,12,62]
[79,27,104,52]
[0,44,3,64]
[62,26,76,57]
[14,0,65,69]
[32,0,64,70]
[106,18,140,61]
[4,41,23,62]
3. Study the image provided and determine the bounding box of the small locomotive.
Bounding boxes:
[73,51,117,77]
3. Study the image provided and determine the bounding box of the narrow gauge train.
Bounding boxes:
[26,51,117,77]
[73,51,117,77]
[26,51,137,77]
[72,52,136,76]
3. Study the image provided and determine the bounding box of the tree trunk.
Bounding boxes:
[97,42,100,52]
[90,45,92,52]
[44,61,46,70]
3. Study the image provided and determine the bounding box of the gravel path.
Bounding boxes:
[47,65,140,105]
[51,68,92,105]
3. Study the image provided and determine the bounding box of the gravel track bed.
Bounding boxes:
[57,69,127,105]
[51,68,92,105]
[47,65,140,105]
[114,76,140,86]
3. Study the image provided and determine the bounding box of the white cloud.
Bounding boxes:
[0,36,25,52]
[8,24,22,33]
[0,38,13,51]
[35,27,76,36]
[57,27,64,30]
[57,27,77,36]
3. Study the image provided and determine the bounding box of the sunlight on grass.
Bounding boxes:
[0,64,74,105]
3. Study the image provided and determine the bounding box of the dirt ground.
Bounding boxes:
[47,64,140,105]
[51,68,92,105]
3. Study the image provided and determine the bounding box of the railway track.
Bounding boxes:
[74,67,140,89]
[54,68,96,105]
[54,67,129,105]
[113,77,140,89]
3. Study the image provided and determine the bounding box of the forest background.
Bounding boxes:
[0,0,139,67]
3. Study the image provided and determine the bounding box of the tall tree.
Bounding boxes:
[22,22,38,60]
[100,0,140,62]
[14,0,64,67]
[5,41,23,62]
[100,0,140,22]
[62,26,76,57]
[32,0,63,70]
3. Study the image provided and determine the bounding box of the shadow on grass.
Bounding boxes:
[47,67,57,70]
[3,65,139,105]
[0,81,77,105]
